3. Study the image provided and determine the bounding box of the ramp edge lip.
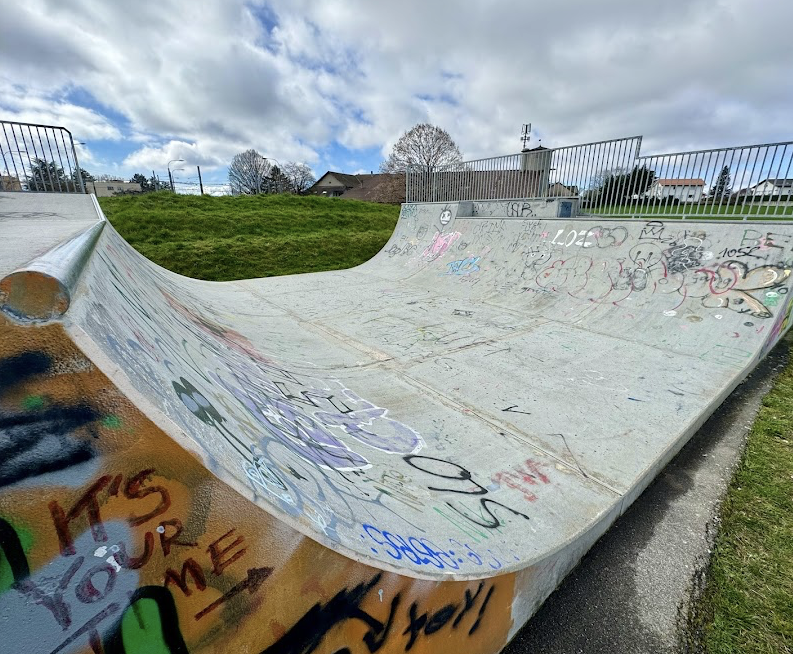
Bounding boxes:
[0,209,105,323]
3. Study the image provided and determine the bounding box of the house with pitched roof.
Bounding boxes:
[748,178,793,198]
[306,171,403,202]
[646,178,705,203]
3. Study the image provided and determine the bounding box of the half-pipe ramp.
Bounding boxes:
[1,192,791,653]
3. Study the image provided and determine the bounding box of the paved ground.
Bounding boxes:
[504,344,788,654]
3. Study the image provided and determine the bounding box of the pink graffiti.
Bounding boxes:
[423,231,461,260]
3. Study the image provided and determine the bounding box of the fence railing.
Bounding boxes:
[0,120,85,193]
[405,136,793,219]
[406,136,643,204]
[590,142,793,218]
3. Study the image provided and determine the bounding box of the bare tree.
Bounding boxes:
[380,123,463,174]
[372,173,406,204]
[282,162,316,193]
[228,149,271,195]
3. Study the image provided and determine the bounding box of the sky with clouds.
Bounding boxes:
[1,0,791,187]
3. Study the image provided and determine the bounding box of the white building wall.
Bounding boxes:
[647,183,703,202]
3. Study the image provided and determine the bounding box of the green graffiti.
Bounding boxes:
[103,414,123,429]
[103,587,189,654]
[765,292,780,307]
[21,395,45,411]
[120,598,174,654]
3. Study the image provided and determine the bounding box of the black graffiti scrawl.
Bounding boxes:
[262,573,496,654]
[0,351,99,489]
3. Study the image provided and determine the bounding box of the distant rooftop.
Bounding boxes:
[655,178,705,186]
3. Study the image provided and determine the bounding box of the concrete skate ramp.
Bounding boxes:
[2,192,792,654]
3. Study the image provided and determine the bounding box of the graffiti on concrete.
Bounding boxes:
[519,221,793,320]
[423,231,461,261]
[0,352,99,489]
[262,572,497,653]
[0,327,516,653]
[445,256,481,276]
[1,520,140,654]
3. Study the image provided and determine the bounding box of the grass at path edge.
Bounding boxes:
[684,335,793,653]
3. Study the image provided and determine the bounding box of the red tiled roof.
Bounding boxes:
[656,178,705,185]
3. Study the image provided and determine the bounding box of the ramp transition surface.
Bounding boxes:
[1,192,792,654]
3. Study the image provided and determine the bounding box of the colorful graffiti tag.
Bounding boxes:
[0,320,516,654]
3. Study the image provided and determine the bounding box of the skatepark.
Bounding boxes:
[2,168,793,653]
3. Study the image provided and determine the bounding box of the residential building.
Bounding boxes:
[308,172,375,197]
[547,181,579,197]
[0,175,22,191]
[88,180,143,197]
[748,178,793,198]
[646,178,705,203]
[307,172,403,202]
[309,147,558,203]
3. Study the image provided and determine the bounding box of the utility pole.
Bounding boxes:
[197,165,204,195]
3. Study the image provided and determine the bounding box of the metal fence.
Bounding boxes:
[405,137,643,204]
[596,142,793,218]
[405,136,793,219]
[0,119,85,193]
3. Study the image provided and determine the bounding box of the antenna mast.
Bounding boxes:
[521,123,531,150]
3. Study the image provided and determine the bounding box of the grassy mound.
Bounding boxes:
[98,192,399,280]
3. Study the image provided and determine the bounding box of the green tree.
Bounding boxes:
[266,165,291,193]
[710,165,731,199]
[595,165,656,205]
[130,173,154,192]
[27,159,67,192]
[69,167,94,192]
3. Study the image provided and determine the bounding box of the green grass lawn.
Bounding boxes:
[100,192,792,651]
[685,335,793,653]
[98,192,399,280]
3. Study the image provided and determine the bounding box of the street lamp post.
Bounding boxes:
[73,142,87,193]
[168,159,185,192]
[170,168,184,193]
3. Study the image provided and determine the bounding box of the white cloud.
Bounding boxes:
[123,140,225,169]
[0,0,790,180]
[0,81,122,142]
